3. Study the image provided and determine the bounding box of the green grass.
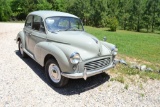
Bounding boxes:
[111,65,160,81]
[85,26,160,64]
[110,75,125,83]
[124,84,129,90]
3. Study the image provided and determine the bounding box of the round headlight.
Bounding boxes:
[70,52,81,64]
[112,51,117,56]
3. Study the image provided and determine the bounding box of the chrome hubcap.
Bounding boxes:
[48,64,61,83]
[20,42,23,55]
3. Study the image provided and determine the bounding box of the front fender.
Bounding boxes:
[34,42,71,72]
[16,31,25,48]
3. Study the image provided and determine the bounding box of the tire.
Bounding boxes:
[45,59,69,87]
[18,40,27,58]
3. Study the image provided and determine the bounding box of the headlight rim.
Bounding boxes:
[70,52,81,64]
[111,45,118,56]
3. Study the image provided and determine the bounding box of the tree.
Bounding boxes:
[128,0,146,32]
[117,0,131,30]
[145,0,160,32]
[37,0,52,10]
[47,0,70,11]
[1,0,160,33]
[0,0,12,21]
[11,0,37,20]
[143,1,152,32]
[90,0,108,27]
[69,0,91,25]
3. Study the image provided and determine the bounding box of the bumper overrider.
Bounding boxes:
[61,56,119,80]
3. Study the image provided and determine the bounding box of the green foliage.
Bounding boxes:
[124,84,129,90]
[140,93,145,97]
[69,0,91,26]
[108,17,119,31]
[1,0,160,32]
[145,0,160,32]
[11,0,37,20]
[37,0,52,10]
[110,76,125,83]
[90,0,108,27]
[140,72,160,80]
[0,0,12,21]
[128,0,146,31]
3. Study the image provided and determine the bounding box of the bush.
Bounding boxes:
[108,17,119,31]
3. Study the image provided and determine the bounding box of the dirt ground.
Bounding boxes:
[0,22,160,107]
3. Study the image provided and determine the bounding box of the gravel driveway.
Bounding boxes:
[0,22,160,107]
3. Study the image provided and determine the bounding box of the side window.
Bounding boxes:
[32,15,45,33]
[25,16,33,28]
[32,15,41,31]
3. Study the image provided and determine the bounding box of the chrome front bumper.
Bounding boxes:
[61,62,117,80]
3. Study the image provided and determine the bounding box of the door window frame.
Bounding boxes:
[25,15,46,34]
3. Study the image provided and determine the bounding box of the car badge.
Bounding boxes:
[98,49,101,56]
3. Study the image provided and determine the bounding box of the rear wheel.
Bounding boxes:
[18,40,27,58]
[45,59,69,87]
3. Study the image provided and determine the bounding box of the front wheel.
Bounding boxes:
[45,59,69,87]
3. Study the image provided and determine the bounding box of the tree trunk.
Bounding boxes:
[151,22,154,32]
[124,19,126,30]
[152,2,156,33]
[137,16,140,32]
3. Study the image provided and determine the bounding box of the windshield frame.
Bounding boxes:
[45,16,84,33]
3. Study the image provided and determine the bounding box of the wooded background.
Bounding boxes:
[0,0,160,32]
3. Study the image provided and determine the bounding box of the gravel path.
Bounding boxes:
[0,23,160,107]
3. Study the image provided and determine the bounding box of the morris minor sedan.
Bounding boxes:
[16,11,118,87]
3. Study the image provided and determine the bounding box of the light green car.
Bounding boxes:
[16,11,118,87]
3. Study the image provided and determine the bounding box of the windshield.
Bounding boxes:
[45,17,84,32]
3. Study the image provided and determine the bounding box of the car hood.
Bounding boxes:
[47,31,111,60]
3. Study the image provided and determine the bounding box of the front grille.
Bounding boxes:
[84,58,110,71]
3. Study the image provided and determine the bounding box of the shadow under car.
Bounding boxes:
[15,50,110,95]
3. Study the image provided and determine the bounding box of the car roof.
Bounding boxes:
[28,10,78,19]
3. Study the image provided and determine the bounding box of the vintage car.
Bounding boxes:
[16,11,118,87]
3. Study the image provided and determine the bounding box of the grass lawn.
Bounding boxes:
[85,26,160,64]
[85,26,160,81]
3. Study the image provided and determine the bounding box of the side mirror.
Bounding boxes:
[103,36,107,41]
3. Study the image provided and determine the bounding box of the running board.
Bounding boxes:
[23,48,34,59]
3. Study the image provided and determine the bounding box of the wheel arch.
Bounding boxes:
[17,37,21,42]
[44,54,57,66]
[16,31,25,47]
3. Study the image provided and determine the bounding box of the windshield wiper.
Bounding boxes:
[51,30,57,34]
[65,28,71,31]
[65,28,80,31]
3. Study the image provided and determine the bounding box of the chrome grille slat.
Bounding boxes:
[85,62,106,66]
[84,58,110,71]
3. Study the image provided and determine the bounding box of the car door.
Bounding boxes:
[28,15,47,55]
[24,15,33,51]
